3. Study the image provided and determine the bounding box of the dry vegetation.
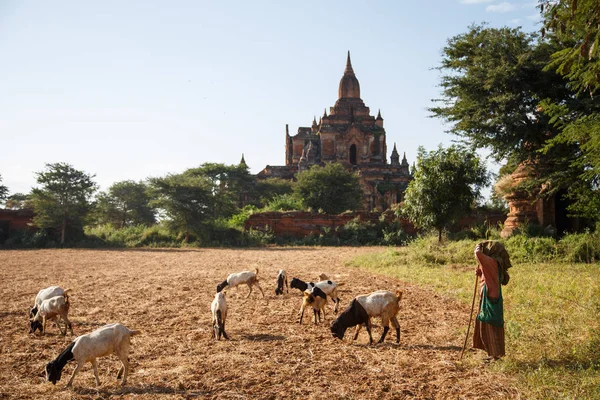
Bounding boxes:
[0,248,518,399]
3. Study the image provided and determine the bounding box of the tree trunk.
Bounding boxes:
[438,228,442,243]
[61,217,66,245]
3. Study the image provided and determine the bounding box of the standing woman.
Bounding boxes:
[473,240,512,361]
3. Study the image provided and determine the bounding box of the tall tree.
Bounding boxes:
[186,163,255,219]
[539,0,600,220]
[294,163,362,214]
[31,163,97,244]
[402,145,489,242]
[148,173,214,242]
[94,180,155,227]
[430,24,595,219]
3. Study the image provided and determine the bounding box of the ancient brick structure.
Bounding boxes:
[257,52,412,211]
[500,162,583,237]
[244,211,416,238]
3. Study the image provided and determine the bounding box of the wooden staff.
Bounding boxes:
[459,272,479,360]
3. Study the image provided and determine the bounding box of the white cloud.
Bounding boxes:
[459,0,493,3]
[508,18,522,25]
[486,2,518,12]
[526,12,541,21]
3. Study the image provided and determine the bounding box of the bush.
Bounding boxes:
[338,217,380,245]
[504,234,557,263]
[557,230,600,263]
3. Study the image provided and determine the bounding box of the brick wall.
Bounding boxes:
[244,211,416,238]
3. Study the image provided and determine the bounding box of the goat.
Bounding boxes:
[45,323,141,387]
[211,291,229,340]
[30,293,73,336]
[216,268,264,298]
[298,287,328,325]
[30,286,69,319]
[290,277,343,313]
[330,290,403,345]
[275,269,289,295]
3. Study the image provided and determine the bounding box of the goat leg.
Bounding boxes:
[378,326,390,343]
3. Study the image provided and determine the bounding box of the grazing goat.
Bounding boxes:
[30,293,73,336]
[290,277,342,313]
[275,270,289,295]
[216,268,264,298]
[298,287,328,325]
[330,290,403,345]
[211,291,229,340]
[45,323,141,387]
[30,286,69,318]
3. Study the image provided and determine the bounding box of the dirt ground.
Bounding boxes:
[0,247,518,399]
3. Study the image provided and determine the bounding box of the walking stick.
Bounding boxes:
[459,272,479,360]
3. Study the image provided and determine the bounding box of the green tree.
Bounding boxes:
[255,177,294,207]
[0,174,8,204]
[294,163,362,214]
[540,0,600,95]
[94,180,156,227]
[5,193,33,210]
[31,163,97,245]
[402,145,489,242]
[430,24,596,220]
[539,0,600,220]
[186,163,254,219]
[148,173,214,243]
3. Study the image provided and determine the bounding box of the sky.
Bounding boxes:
[0,0,543,197]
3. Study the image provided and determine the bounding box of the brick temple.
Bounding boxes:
[257,52,412,211]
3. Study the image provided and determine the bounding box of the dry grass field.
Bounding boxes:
[0,248,517,399]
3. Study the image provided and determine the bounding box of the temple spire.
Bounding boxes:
[390,143,400,165]
[345,51,354,75]
[240,153,247,167]
[323,108,327,118]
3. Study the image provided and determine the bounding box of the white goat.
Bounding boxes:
[330,290,403,345]
[275,269,289,295]
[30,286,69,318]
[216,268,264,298]
[45,323,141,387]
[30,293,73,336]
[211,291,229,340]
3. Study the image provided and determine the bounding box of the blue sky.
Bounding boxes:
[0,0,542,196]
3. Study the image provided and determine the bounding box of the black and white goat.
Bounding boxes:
[274,269,289,295]
[216,268,264,298]
[211,291,229,340]
[45,323,141,387]
[30,293,73,336]
[298,286,328,325]
[290,277,342,313]
[330,290,403,345]
[30,286,70,319]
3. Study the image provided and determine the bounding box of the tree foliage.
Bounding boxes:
[431,23,599,221]
[94,180,156,227]
[4,193,32,210]
[402,145,489,242]
[31,163,97,244]
[148,173,214,243]
[539,0,600,219]
[541,0,600,95]
[186,163,254,219]
[0,174,8,204]
[294,163,362,214]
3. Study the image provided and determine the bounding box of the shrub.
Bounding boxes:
[557,230,600,263]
